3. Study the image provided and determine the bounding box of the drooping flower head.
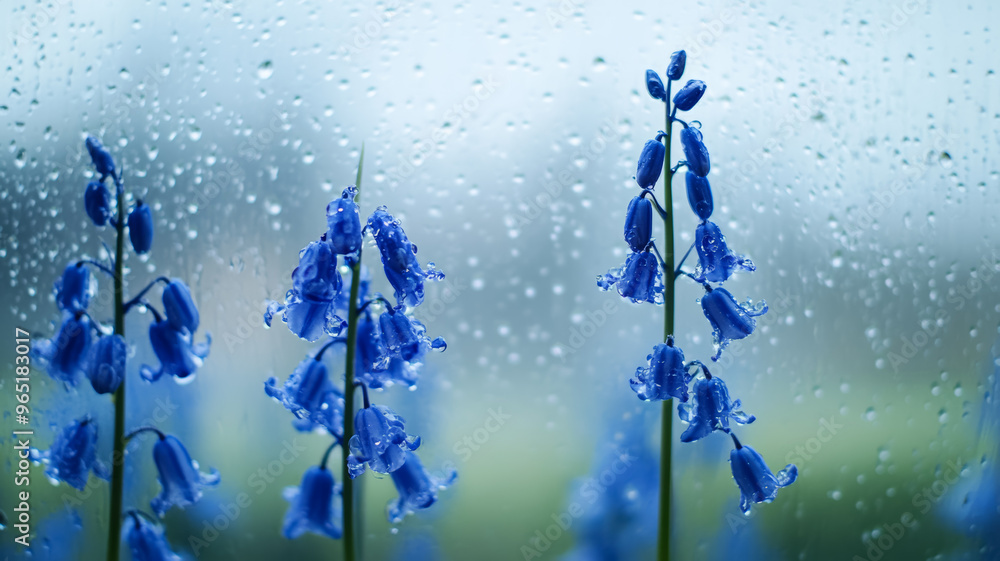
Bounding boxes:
[347,394,421,478]
[694,221,755,283]
[145,432,220,517]
[123,511,182,561]
[56,262,91,313]
[678,372,755,443]
[376,306,446,368]
[85,135,116,180]
[35,416,109,491]
[729,434,797,514]
[128,200,154,254]
[635,136,666,189]
[645,69,665,101]
[684,171,713,221]
[387,451,457,523]
[367,207,443,308]
[265,354,344,436]
[34,311,92,385]
[326,185,363,255]
[673,79,706,112]
[624,196,653,253]
[268,241,346,342]
[85,180,112,227]
[282,464,344,540]
[88,334,126,394]
[162,279,200,334]
[598,251,664,305]
[701,286,767,361]
[680,125,710,177]
[630,338,692,402]
[140,318,211,382]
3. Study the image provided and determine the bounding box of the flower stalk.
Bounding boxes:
[658,76,675,561]
[342,144,364,561]
[107,173,126,561]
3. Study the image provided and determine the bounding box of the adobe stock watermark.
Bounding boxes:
[877,0,928,38]
[452,407,512,462]
[551,297,620,362]
[338,0,404,55]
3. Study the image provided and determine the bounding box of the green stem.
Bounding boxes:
[658,83,676,561]
[342,144,365,561]
[107,179,126,561]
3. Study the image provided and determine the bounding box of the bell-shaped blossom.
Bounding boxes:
[630,340,691,402]
[88,334,126,394]
[680,126,711,177]
[673,79,706,111]
[635,137,665,189]
[268,241,346,342]
[123,513,182,561]
[684,171,713,221]
[347,404,420,478]
[265,355,344,436]
[597,251,664,305]
[34,312,92,385]
[282,466,343,540]
[387,451,456,523]
[35,416,109,491]
[729,436,797,514]
[56,262,91,313]
[679,375,755,442]
[326,186,363,255]
[667,50,686,80]
[367,207,443,308]
[128,200,154,254]
[84,180,112,227]
[85,135,116,180]
[162,279,200,334]
[150,434,220,516]
[140,319,211,382]
[701,287,767,361]
[624,196,653,252]
[377,307,445,366]
[694,221,755,283]
[645,69,665,101]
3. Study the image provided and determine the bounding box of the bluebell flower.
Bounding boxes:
[630,339,691,402]
[624,196,653,252]
[701,287,767,361]
[128,200,154,254]
[729,434,797,514]
[87,334,126,395]
[667,50,686,81]
[684,171,713,221]
[387,451,456,523]
[265,355,345,436]
[694,221,755,283]
[269,241,346,342]
[34,311,92,385]
[123,512,182,561]
[85,135,116,180]
[162,279,200,334]
[678,375,755,442]
[597,251,664,305]
[680,125,710,177]
[55,262,90,313]
[376,307,444,365]
[635,137,665,189]
[326,186,363,255]
[140,319,211,382]
[347,403,420,478]
[645,70,665,101]
[84,180,112,227]
[672,79,706,111]
[367,207,443,308]
[150,433,220,516]
[354,311,383,376]
[35,416,108,491]
[282,466,343,540]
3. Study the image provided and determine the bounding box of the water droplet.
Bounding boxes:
[257,61,274,80]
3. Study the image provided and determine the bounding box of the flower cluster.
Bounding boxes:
[599,52,796,515]
[264,176,454,543]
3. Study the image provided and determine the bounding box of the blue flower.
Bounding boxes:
[694,221,755,283]
[282,466,343,540]
[667,50,686,81]
[265,355,344,436]
[326,186,363,255]
[56,262,90,313]
[87,334,126,395]
[729,434,797,514]
[630,339,692,402]
[684,171,713,221]
[85,135,116,181]
[367,207,443,308]
[673,79,706,111]
[377,307,444,365]
[35,416,108,491]
[624,196,653,252]
[84,180,112,227]
[128,200,154,254]
[269,241,346,342]
[635,137,665,189]
[140,319,211,382]
[598,251,664,305]
[150,434,220,516]
[34,311,92,385]
[701,287,767,361]
[645,70,665,101]
[162,279,199,334]
[678,375,755,442]
[123,512,182,561]
[680,125,710,177]
[387,451,456,523]
[347,404,420,478]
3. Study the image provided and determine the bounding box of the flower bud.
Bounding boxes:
[85,135,116,179]
[624,196,653,252]
[667,50,686,80]
[128,201,154,254]
[162,279,200,333]
[680,126,710,177]
[84,181,112,227]
[645,69,666,101]
[672,79,706,111]
[684,171,713,220]
[635,138,665,188]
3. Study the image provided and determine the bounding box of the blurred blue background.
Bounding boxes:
[1,0,998,559]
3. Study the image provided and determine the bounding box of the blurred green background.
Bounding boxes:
[1,0,998,559]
